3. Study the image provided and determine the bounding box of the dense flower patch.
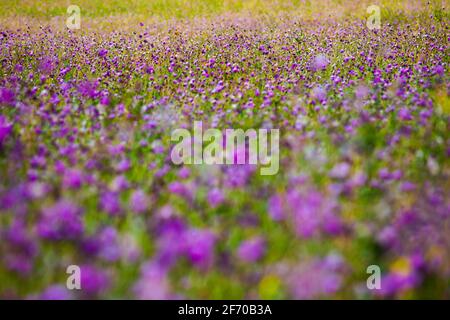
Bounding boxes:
[0,11,449,299]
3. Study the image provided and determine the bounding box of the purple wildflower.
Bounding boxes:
[237,236,266,262]
[0,115,12,145]
[207,188,225,208]
[37,200,84,241]
[183,228,216,270]
[311,54,329,71]
[129,189,149,214]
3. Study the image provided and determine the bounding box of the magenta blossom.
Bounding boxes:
[129,189,150,213]
[37,200,84,241]
[183,228,216,270]
[237,236,266,262]
[0,115,12,145]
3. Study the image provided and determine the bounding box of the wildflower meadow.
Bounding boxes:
[0,0,449,300]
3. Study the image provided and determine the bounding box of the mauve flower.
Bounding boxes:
[30,155,46,168]
[3,220,38,275]
[287,188,343,238]
[4,253,35,274]
[391,169,402,180]
[177,167,190,179]
[116,158,131,172]
[62,169,83,189]
[0,184,26,210]
[224,165,255,188]
[398,107,412,121]
[39,285,72,300]
[100,95,110,105]
[37,200,84,241]
[378,256,422,297]
[82,226,121,262]
[98,49,108,57]
[155,217,187,269]
[288,190,321,237]
[378,168,391,180]
[237,237,266,262]
[377,226,397,247]
[39,57,56,74]
[100,229,120,262]
[183,228,216,270]
[78,80,98,99]
[99,191,122,216]
[120,235,141,262]
[79,264,110,296]
[5,220,35,250]
[311,86,327,102]
[0,87,15,105]
[284,254,346,299]
[0,115,12,145]
[145,65,154,74]
[54,160,66,174]
[151,140,165,154]
[311,54,329,71]
[268,194,284,221]
[323,213,345,236]
[168,181,191,199]
[355,85,369,99]
[329,162,351,179]
[207,188,225,208]
[134,262,171,299]
[109,175,129,192]
[400,181,416,192]
[129,189,149,213]
[108,143,125,156]
[155,165,170,178]
[434,64,444,76]
[26,182,49,199]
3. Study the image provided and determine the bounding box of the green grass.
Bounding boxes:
[0,0,448,20]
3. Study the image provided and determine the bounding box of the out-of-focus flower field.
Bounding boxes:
[0,0,449,299]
